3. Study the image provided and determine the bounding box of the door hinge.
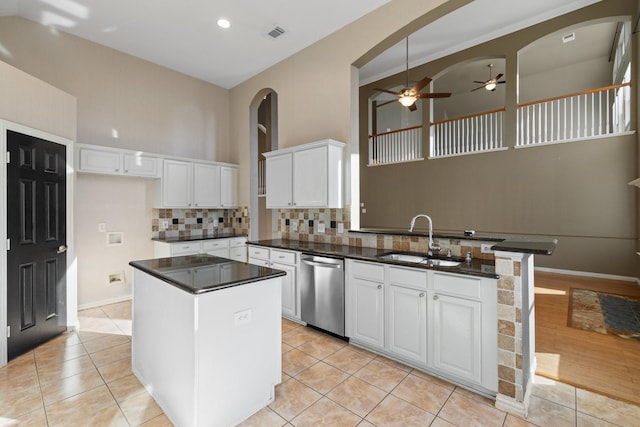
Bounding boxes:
[6,152,9,164]
[6,239,9,251]
[6,326,10,338]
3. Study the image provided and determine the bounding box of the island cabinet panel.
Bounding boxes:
[153,237,247,260]
[132,269,281,427]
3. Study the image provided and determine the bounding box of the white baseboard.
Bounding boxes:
[495,393,528,418]
[534,266,639,284]
[78,295,131,311]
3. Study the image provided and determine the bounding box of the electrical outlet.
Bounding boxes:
[481,243,494,254]
[161,220,169,229]
[98,222,106,233]
[317,223,325,233]
[337,223,344,234]
[292,221,298,232]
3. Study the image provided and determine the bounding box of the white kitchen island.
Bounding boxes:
[130,255,285,427]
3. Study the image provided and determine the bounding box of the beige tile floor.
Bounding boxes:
[1,300,639,426]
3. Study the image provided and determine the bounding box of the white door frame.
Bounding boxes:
[0,120,76,367]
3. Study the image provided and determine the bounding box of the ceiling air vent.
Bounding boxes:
[268,27,285,39]
[562,33,575,43]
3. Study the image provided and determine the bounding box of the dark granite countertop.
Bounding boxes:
[248,239,499,279]
[351,228,557,255]
[491,239,557,255]
[152,233,247,243]
[130,254,285,294]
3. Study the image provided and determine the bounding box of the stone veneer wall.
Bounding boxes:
[151,207,250,239]
[494,253,524,402]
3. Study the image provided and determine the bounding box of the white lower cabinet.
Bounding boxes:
[346,259,497,393]
[432,293,481,383]
[387,284,427,365]
[247,245,301,321]
[349,277,385,348]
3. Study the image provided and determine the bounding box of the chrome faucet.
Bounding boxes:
[408,214,440,254]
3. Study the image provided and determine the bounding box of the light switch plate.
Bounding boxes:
[98,223,106,233]
[317,223,325,233]
[337,223,344,234]
[292,221,298,231]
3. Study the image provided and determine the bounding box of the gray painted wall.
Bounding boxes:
[360,0,638,278]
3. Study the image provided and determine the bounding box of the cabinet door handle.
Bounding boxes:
[377,285,382,290]
[278,255,285,258]
[419,293,425,298]
[433,295,439,300]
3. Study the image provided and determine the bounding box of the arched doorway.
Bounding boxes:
[249,90,278,240]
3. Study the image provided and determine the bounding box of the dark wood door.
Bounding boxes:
[7,130,67,360]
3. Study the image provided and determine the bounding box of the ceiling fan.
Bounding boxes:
[374,38,451,111]
[472,64,506,92]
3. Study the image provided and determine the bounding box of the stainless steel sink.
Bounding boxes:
[427,259,461,267]
[377,253,426,263]
[377,252,462,267]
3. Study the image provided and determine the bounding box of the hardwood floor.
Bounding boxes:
[535,271,640,405]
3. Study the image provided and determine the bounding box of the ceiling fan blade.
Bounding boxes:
[408,103,418,111]
[473,81,486,84]
[471,85,485,92]
[410,76,432,94]
[498,80,506,84]
[375,99,397,108]
[495,73,504,80]
[416,92,451,99]
[374,88,401,96]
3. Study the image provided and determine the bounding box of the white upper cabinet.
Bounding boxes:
[264,139,345,208]
[220,166,238,208]
[193,163,221,207]
[160,159,193,207]
[155,160,238,209]
[78,144,159,178]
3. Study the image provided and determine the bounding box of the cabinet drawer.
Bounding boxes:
[229,246,247,262]
[229,237,247,247]
[202,240,229,251]
[433,272,481,299]
[248,257,270,267]
[270,249,296,264]
[248,246,270,260]
[171,242,201,255]
[389,266,427,290]
[350,260,385,281]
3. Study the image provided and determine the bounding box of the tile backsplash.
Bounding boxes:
[151,207,249,239]
[276,206,494,260]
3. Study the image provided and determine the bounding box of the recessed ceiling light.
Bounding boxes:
[217,18,230,29]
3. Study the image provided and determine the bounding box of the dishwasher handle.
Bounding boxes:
[301,259,342,269]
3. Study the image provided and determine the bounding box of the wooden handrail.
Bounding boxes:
[369,125,422,139]
[517,82,631,108]
[430,107,506,127]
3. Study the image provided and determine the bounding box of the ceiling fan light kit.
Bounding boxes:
[471,63,506,92]
[373,37,451,110]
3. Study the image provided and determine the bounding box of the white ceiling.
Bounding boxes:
[1,0,603,90]
[0,0,390,89]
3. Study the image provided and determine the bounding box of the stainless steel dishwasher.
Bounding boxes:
[300,254,345,337]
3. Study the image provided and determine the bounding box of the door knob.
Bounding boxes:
[57,245,68,254]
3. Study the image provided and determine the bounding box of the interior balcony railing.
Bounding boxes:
[368,125,423,166]
[368,83,631,164]
[430,108,505,158]
[516,82,631,147]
